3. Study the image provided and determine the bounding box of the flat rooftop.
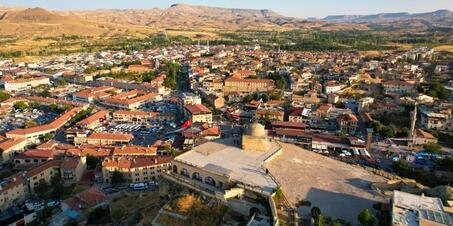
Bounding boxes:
[175,138,280,194]
[265,142,388,224]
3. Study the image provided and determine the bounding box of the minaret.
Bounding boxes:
[409,102,418,145]
[207,40,210,52]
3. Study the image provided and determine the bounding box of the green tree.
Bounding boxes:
[86,154,100,169]
[39,89,52,97]
[437,157,453,172]
[87,206,111,225]
[56,79,68,87]
[311,206,321,218]
[24,120,38,128]
[358,209,375,226]
[424,142,441,154]
[243,94,254,103]
[314,214,325,226]
[111,170,124,184]
[13,101,29,111]
[34,180,50,197]
[50,175,65,199]
[0,91,11,101]
[260,93,269,102]
[43,133,54,142]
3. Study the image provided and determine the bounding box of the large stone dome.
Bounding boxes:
[248,122,266,137]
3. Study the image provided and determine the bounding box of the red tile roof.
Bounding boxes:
[88,133,134,141]
[185,104,211,114]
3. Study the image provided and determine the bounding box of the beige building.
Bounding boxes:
[102,156,172,183]
[101,90,160,110]
[74,132,133,146]
[0,174,27,210]
[1,75,50,92]
[223,77,274,94]
[6,108,83,144]
[184,104,213,123]
[112,110,157,124]
[382,80,415,96]
[0,137,27,163]
[60,157,87,185]
[254,109,284,122]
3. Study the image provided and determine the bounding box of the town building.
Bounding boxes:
[74,132,133,146]
[1,75,50,92]
[223,77,274,94]
[382,80,415,96]
[6,108,83,145]
[0,137,27,163]
[102,156,172,183]
[184,104,213,123]
[392,191,453,226]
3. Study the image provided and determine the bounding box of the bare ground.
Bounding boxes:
[265,142,389,224]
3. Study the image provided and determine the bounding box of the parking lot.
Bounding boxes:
[139,101,178,113]
[0,108,58,133]
[101,181,160,195]
[96,120,179,146]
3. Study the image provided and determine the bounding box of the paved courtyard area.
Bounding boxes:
[265,142,389,224]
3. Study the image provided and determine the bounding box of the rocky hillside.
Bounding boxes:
[67,3,367,30]
[323,10,453,29]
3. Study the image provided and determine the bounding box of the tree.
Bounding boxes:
[86,154,100,169]
[243,94,254,103]
[260,93,269,102]
[87,205,111,225]
[43,133,54,142]
[424,142,441,154]
[50,176,65,199]
[24,120,38,128]
[311,206,324,226]
[358,208,375,226]
[13,101,29,111]
[56,79,68,87]
[438,157,453,172]
[314,214,325,226]
[111,170,124,184]
[0,91,11,101]
[40,89,51,98]
[34,181,50,197]
[311,206,321,218]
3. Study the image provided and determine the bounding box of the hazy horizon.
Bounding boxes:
[1,0,452,18]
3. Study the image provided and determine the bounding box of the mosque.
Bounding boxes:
[163,122,281,224]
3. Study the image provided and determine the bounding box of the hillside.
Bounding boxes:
[323,10,453,29]
[0,7,155,38]
[66,3,367,30]
[3,7,65,23]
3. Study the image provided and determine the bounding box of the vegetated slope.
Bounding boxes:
[323,10,453,29]
[0,7,155,38]
[68,3,368,30]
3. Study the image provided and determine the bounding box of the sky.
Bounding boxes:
[1,0,452,18]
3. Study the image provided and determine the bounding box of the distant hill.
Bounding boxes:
[0,4,368,38]
[0,7,155,38]
[323,10,453,29]
[66,3,367,30]
[3,7,64,23]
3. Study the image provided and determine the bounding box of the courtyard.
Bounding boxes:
[265,142,389,224]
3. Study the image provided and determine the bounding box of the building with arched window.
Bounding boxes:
[166,122,281,198]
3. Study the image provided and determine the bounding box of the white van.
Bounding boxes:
[132,183,148,191]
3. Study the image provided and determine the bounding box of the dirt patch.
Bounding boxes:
[265,142,389,224]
